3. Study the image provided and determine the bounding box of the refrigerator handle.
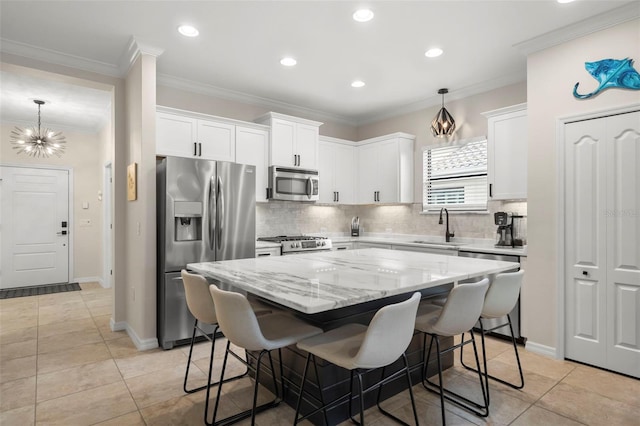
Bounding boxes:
[217,176,224,250]
[208,176,215,250]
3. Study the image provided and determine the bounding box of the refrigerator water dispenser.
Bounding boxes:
[174,201,202,241]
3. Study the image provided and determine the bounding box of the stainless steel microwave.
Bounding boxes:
[267,166,319,201]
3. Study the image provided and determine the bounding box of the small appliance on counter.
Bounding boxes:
[494,211,512,247]
[494,212,526,248]
[511,215,527,247]
[351,216,360,237]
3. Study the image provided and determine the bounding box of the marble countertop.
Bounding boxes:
[330,235,527,256]
[188,248,519,314]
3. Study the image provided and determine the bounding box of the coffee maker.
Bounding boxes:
[494,211,512,247]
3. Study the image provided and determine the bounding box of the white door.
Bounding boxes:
[333,143,356,204]
[377,139,400,203]
[318,141,335,203]
[0,166,70,288]
[565,110,640,377]
[604,112,640,377]
[357,143,379,203]
[156,112,197,158]
[295,123,319,169]
[270,119,296,166]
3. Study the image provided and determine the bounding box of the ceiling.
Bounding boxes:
[0,1,636,131]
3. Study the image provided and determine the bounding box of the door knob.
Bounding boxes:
[57,230,68,235]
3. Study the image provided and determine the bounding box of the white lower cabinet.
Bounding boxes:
[355,242,392,250]
[332,242,354,251]
[256,247,281,257]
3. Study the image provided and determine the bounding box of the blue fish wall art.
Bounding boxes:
[573,58,640,99]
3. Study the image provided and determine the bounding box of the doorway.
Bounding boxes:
[562,109,640,378]
[0,165,72,289]
[103,163,113,288]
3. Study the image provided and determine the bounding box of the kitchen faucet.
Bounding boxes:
[439,208,455,242]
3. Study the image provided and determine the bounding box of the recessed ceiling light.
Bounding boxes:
[353,9,374,22]
[425,48,444,58]
[280,57,297,67]
[178,25,199,37]
[557,0,576,3]
[351,80,366,88]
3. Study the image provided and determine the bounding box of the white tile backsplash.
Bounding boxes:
[256,201,527,239]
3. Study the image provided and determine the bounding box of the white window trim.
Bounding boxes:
[422,136,488,213]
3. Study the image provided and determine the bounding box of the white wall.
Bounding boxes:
[526,19,640,350]
[1,124,104,282]
[124,53,158,348]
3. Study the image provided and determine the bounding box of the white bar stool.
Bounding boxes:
[209,284,323,426]
[181,270,271,424]
[294,292,422,426]
[459,270,525,404]
[414,278,489,426]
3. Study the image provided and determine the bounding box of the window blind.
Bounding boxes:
[423,137,488,211]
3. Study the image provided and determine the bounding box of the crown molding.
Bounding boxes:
[0,38,122,77]
[355,70,527,126]
[119,36,164,75]
[156,73,358,127]
[514,2,640,56]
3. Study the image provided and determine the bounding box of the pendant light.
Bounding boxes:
[431,88,456,137]
[10,100,66,158]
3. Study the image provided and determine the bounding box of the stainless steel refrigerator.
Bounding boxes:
[157,156,256,349]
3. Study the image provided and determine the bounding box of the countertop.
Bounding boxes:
[188,248,519,314]
[330,234,527,256]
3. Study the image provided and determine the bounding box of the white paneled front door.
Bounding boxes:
[565,111,640,378]
[0,166,70,289]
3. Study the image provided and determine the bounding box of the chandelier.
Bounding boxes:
[10,100,66,158]
[431,88,456,137]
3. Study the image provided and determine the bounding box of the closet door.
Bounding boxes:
[564,118,608,367]
[565,110,640,378]
[605,111,640,377]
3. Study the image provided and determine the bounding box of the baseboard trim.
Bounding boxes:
[110,318,127,332]
[74,276,104,286]
[525,341,557,359]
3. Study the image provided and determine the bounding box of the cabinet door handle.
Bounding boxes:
[489,183,493,197]
[582,270,588,276]
[336,191,339,202]
[199,143,202,157]
[293,154,297,166]
[194,142,197,156]
[258,253,271,257]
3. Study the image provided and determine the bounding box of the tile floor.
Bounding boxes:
[1,283,639,425]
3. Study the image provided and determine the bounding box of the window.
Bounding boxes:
[423,137,488,211]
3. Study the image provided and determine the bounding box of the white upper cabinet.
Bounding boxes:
[483,103,528,200]
[156,108,235,162]
[236,125,270,202]
[357,133,414,204]
[318,137,356,204]
[255,112,322,169]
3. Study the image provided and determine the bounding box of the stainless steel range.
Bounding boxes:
[258,235,332,255]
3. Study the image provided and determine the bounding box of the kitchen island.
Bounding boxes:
[188,248,518,424]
